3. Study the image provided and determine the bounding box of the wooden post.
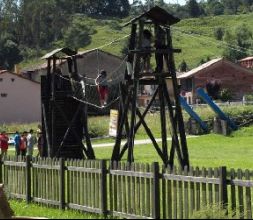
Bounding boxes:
[220,167,228,213]
[26,155,32,204]
[221,120,230,136]
[60,158,65,210]
[213,117,222,134]
[127,19,144,163]
[166,28,190,168]
[152,162,160,219]
[158,81,169,165]
[101,160,108,217]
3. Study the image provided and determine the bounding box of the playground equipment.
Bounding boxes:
[197,88,238,131]
[41,7,190,168]
[180,96,209,133]
[41,48,95,159]
[111,6,190,168]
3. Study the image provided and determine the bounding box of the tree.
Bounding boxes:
[178,60,188,72]
[206,0,224,15]
[187,0,201,17]
[63,16,95,51]
[214,27,225,41]
[223,24,253,61]
[0,33,23,70]
[222,0,240,14]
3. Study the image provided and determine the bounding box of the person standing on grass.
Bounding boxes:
[0,132,9,158]
[20,131,28,157]
[27,129,37,157]
[14,131,21,156]
[37,125,43,157]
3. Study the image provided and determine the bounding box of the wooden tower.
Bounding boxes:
[41,48,95,159]
[111,7,190,168]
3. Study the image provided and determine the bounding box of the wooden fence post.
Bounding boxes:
[153,162,160,219]
[101,160,108,217]
[220,167,228,213]
[26,155,32,204]
[0,156,3,183]
[60,158,65,210]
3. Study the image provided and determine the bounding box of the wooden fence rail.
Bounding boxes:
[0,156,253,219]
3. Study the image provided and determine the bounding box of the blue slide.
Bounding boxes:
[180,96,209,132]
[196,88,238,131]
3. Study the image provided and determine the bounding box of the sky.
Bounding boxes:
[129,0,188,5]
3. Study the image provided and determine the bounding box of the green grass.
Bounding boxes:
[20,13,253,70]
[10,200,100,219]
[94,126,253,170]
[4,105,253,169]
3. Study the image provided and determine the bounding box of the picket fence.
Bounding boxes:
[1,156,253,219]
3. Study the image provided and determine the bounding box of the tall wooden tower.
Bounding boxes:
[111,7,190,168]
[41,48,95,159]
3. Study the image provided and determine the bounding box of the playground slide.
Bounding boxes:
[196,88,238,131]
[180,96,209,132]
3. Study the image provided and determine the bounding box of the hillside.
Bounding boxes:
[21,13,253,71]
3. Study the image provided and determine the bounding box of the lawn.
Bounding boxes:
[94,126,253,170]
[3,105,253,170]
[10,200,100,219]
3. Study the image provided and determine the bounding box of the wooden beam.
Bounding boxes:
[158,80,169,165]
[54,103,85,158]
[119,88,159,160]
[166,28,190,168]
[42,103,51,158]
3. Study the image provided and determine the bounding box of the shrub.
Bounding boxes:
[244,94,253,102]
[191,204,237,219]
[214,27,225,41]
[220,88,233,102]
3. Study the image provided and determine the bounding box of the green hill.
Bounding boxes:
[21,13,253,70]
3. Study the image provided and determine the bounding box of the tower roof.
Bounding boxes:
[124,6,180,27]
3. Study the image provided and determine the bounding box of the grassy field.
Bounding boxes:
[4,123,253,170]
[20,13,253,70]
[3,105,253,169]
[10,200,100,219]
[93,126,253,170]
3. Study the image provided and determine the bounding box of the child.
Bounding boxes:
[14,131,21,156]
[95,70,109,107]
[20,131,28,157]
[37,125,43,157]
[27,129,37,157]
[142,29,153,73]
[0,132,9,158]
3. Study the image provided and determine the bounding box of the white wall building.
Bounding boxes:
[0,70,41,123]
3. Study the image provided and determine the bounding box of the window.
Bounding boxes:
[1,93,7,98]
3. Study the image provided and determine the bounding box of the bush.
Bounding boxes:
[220,88,232,102]
[214,27,225,40]
[191,204,237,219]
[244,94,253,102]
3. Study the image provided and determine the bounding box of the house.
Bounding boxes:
[239,56,253,69]
[21,49,124,83]
[0,70,41,123]
[178,58,253,104]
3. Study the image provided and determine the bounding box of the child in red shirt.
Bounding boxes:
[20,132,28,157]
[0,132,9,157]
